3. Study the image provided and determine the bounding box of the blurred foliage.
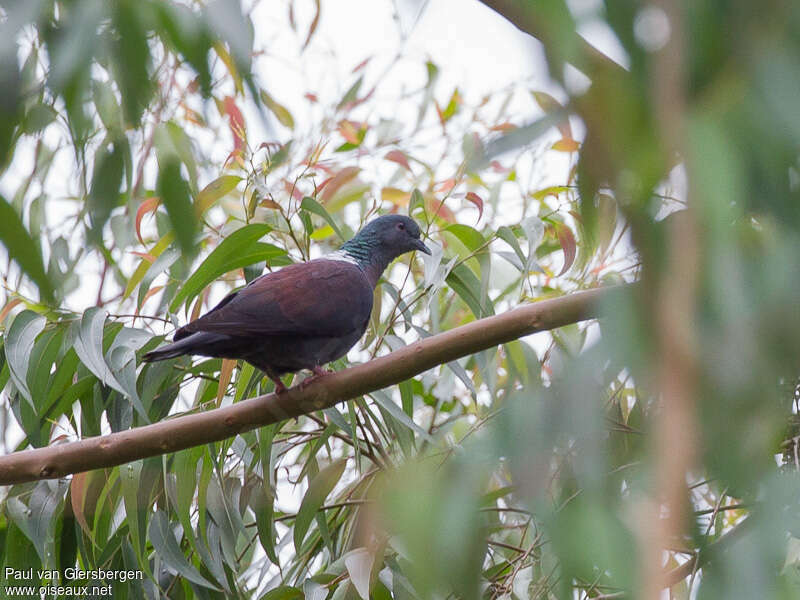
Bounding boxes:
[0,0,799,599]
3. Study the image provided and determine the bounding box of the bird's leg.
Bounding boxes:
[260,367,287,394]
[271,378,288,394]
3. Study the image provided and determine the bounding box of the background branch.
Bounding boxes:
[0,285,623,485]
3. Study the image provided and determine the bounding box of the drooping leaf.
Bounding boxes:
[555,223,577,276]
[149,510,220,590]
[300,197,345,240]
[294,459,347,551]
[4,310,46,407]
[157,158,198,256]
[0,195,54,301]
[260,89,295,129]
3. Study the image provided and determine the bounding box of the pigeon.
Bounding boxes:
[142,214,430,392]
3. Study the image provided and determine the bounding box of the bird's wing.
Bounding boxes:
[174,259,373,340]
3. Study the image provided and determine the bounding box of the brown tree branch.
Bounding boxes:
[0,286,625,485]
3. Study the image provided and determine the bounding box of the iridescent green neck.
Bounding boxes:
[339,234,393,286]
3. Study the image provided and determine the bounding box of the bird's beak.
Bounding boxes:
[413,239,431,255]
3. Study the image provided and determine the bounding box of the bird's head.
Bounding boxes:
[340,215,430,266]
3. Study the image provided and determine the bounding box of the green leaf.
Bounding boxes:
[4,310,46,407]
[253,485,278,565]
[157,157,198,256]
[496,226,526,267]
[337,76,363,110]
[446,263,493,318]
[89,138,126,241]
[260,89,295,129]
[294,459,347,551]
[72,308,124,395]
[170,223,282,312]
[6,480,68,566]
[0,195,54,301]
[300,197,345,240]
[123,232,175,300]
[196,175,242,215]
[111,0,152,126]
[260,586,303,600]
[445,224,485,252]
[370,390,433,441]
[149,510,220,590]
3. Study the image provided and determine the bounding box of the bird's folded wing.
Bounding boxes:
[175,259,373,340]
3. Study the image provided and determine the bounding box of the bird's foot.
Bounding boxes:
[271,379,288,394]
[300,366,331,390]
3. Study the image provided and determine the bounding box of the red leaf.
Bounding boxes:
[320,166,361,203]
[426,197,456,223]
[465,192,484,222]
[135,197,160,246]
[223,96,246,154]
[555,223,577,276]
[385,150,411,172]
[352,57,371,73]
[303,0,321,49]
[435,178,457,194]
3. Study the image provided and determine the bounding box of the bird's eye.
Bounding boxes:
[397,223,405,231]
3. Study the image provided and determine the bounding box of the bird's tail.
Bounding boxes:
[142,337,195,362]
[142,331,230,363]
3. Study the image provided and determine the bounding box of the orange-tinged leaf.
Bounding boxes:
[435,178,457,194]
[191,293,205,322]
[338,120,362,145]
[465,192,484,222]
[217,359,236,405]
[489,122,517,132]
[129,251,156,262]
[260,198,281,209]
[555,223,577,276]
[382,187,410,206]
[320,167,361,203]
[0,298,22,324]
[142,285,164,305]
[135,197,160,246]
[385,150,411,171]
[552,138,580,152]
[426,197,456,223]
[223,96,246,154]
[71,472,92,535]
